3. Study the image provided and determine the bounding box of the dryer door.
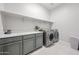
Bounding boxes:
[49,33,54,41]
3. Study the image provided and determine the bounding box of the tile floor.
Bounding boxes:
[31,40,79,55]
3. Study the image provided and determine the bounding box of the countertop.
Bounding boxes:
[71,33,79,39]
[0,31,43,39]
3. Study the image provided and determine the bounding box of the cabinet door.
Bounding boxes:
[0,45,3,55]
[3,41,22,55]
[23,38,35,54]
[36,36,43,48]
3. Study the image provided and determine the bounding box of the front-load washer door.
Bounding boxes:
[49,33,54,41]
[45,33,54,47]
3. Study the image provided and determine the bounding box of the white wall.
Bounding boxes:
[0,3,51,33]
[2,14,51,33]
[4,3,50,20]
[50,4,79,42]
[0,4,4,34]
[0,13,4,34]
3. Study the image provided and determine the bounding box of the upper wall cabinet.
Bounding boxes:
[3,3,50,21]
[0,4,4,10]
[1,3,54,22]
[0,3,53,23]
[0,10,53,23]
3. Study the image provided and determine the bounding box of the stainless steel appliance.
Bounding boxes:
[43,29,59,47]
[53,29,59,43]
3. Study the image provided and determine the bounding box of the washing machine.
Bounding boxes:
[53,29,59,43]
[43,30,55,47]
[43,29,59,47]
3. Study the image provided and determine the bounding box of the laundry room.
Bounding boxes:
[0,2,79,55]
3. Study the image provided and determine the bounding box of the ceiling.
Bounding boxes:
[39,3,61,11]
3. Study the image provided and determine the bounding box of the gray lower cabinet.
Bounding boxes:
[23,38,35,54]
[0,45,3,55]
[0,33,43,55]
[36,36,43,48]
[3,41,22,55]
[0,36,22,55]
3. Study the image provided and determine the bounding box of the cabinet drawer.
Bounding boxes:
[36,33,43,37]
[23,34,35,39]
[0,36,22,44]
